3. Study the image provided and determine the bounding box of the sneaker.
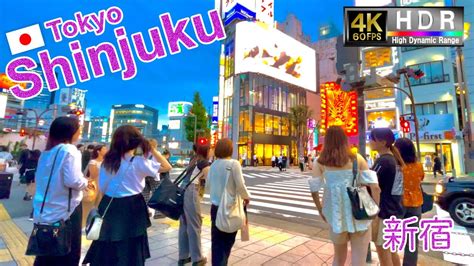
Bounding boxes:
[192,257,207,266]
[178,257,191,265]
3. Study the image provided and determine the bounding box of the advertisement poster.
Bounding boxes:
[0,1,473,265]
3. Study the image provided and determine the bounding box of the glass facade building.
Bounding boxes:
[221,73,306,166]
[109,104,159,140]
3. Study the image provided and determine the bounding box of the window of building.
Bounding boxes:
[407,61,448,86]
[367,110,397,130]
[239,110,250,132]
[408,102,449,115]
[255,112,264,133]
[273,116,281,136]
[281,117,289,136]
[265,114,273,135]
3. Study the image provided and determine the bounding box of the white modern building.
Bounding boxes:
[167,101,193,155]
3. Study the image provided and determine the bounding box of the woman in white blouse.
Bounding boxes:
[32,116,88,266]
[83,125,171,266]
[308,126,381,266]
[206,138,250,266]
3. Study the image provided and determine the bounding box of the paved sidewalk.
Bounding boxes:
[0,203,451,266]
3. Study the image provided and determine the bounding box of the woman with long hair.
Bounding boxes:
[309,126,380,266]
[207,138,250,266]
[83,125,171,266]
[369,128,405,266]
[395,138,424,266]
[32,117,88,266]
[178,142,211,266]
[81,144,108,227]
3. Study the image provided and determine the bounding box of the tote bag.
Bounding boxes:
[216,164,245,233]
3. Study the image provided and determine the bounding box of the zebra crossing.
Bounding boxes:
[242,171,310,179]
[203,177,324,222]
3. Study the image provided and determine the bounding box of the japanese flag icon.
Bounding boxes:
[6,24,45,55]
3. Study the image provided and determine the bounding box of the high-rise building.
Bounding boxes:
[109,104,159,140]
[84,116,110,143]
[395,0,464,174]
[216,0,317,165]
[167,101,193,155]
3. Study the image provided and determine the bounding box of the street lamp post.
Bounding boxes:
[17,107,56,149]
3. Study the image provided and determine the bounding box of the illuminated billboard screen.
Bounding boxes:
[168,119,181,130]
[320,82,358,136]
[168,102,192,117]
[234,21,317,92]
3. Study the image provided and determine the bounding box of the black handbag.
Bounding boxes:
[148,163,202,220]
[26,147,73,257]
[421,185,434,213]
[346,159,380,220]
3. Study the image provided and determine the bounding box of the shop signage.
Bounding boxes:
[407,130,456,141]
[168,102,192,117]
[212,96,219,123]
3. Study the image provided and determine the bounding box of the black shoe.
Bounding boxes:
[178,257,191,265]
[23,193,29,201]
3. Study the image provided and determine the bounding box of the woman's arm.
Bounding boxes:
[358,154,381,205]
[232,160,250,201]
[150,148,172,173]
[89,162,100,184]
[310,162,326,222]
[63,151,88,190]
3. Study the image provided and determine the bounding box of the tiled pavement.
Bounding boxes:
[0,202,451,266]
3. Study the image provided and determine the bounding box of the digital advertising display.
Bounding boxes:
[234,21,317,91]
[168,101,192,117]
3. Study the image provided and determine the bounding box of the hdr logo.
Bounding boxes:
[346,10,388,45]
[344,7,464,47]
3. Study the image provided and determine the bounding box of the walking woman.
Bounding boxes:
[20,149,41,202]
[369,128,405,266]
[32,116,88,266]
[83,125,171,266]
[309,126,380,266]
[395,138,424,266]
[81,144,107,227]
[207,138,250,266]
[178,142,211,266]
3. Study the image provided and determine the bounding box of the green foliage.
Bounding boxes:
[289,105,313,158]
[184,92,211,143]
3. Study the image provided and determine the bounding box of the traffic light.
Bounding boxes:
[400,117,411,133]
[68,109,84,116]
[19,128,26,137]
[197,137,208,146]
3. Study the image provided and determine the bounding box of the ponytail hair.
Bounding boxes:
[390,145,405,167]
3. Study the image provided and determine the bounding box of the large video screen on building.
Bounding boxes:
[234,21,317,92]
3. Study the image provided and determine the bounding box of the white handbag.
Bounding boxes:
[216,164,245,233]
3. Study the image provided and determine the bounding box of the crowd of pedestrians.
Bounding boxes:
[19,116,251,266]
[3,114,434,266]
[309,126,426,266]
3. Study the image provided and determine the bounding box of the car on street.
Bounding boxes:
[434,177,474,228]
[169,155,180,167]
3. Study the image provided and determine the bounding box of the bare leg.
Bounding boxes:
[332,242,348,266]
[350,229,371,266]
[376,245,394,266]
[391,251,401,266]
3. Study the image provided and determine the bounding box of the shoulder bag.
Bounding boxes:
[26,146,73,256]
[216,162,246,233]
[421,185,433,213]
[85,156,134,240]
[346,159,379,220]
[148,162,202,220]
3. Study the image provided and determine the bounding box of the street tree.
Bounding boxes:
[289,105,313,164]
[184,92,210,143]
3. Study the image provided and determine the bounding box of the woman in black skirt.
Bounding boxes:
[83,125,172,266]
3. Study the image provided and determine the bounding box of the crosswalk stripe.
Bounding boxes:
[255,184,309,192]
[242,173,255,178]
[268,183,310,189]
[248,186,312,196]
[248,189,318,201]
[203,195,319,216]
[247,173,269,178]
[244,194,315,207]
[258,173,278,178]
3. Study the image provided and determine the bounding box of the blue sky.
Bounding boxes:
[0,0,351,127]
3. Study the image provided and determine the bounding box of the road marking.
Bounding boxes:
[242,173,255,178]
[255,184,310,192]
[267,183,310,189]
[247,186,314,196]
[202,195,319,215]
[248,189,317,201]
[247,173,269,178]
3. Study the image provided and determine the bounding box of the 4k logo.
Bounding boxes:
[345,10,388,46]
